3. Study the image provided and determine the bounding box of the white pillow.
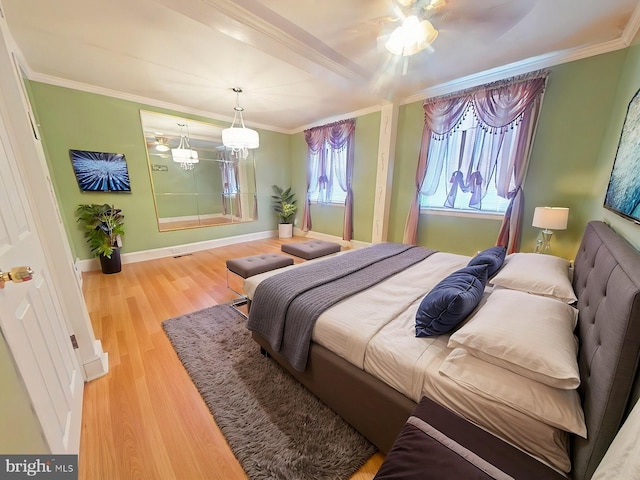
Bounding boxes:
[490,253,577,303]
[448,288,580,389]
[440,348,586,437]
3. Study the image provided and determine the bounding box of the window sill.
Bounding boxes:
[311,202,345,207]
[420,207,505,220]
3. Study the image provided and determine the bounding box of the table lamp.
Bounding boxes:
[532,207,569,254]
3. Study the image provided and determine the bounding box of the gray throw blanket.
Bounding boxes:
[247,243,435,371]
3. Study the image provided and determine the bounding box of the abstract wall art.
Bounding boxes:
[69,149,131,192]
[604,88,640,224]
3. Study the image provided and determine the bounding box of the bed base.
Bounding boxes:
[251,221,640,480]
[252,332,416,453]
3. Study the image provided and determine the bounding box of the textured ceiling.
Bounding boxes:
[3,0,640,132]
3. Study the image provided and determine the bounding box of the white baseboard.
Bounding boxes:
[82,340,109,381]
[292,228,372,249]
[76,230,277,272]
[350,239,372,249]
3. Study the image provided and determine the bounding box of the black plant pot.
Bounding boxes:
[99,248,122,274]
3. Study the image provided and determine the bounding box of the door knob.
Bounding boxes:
[0,266,34,289]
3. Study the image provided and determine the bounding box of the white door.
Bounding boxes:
[0,103,83,453]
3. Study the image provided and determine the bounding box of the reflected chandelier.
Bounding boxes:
[222,87,259,159]
[172,123,199,171]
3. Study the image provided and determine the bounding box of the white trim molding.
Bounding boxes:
[292,227,371,249]
[75,230,277,272]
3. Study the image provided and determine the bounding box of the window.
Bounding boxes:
[307,143,348,205]
[404,71,547,249]
[419,107,516,215]
[303,118,355,240]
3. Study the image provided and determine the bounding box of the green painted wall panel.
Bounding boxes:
[29,82,290,260]
[351,112,380,243]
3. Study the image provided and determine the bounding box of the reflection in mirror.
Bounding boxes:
[140,111,258,231]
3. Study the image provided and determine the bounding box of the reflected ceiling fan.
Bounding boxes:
[146,135,171,152]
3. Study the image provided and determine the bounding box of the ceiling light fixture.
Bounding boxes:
[154,136,170,152]
[222,87,259,159]
[385,14,438,56]
[171,123,199,171]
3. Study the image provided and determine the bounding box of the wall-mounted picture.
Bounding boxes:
[70,149,131,192]
[604,88,640,224]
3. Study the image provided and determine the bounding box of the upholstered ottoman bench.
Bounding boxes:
[226,253,293,279]
[281,239,341,260]
[226,254,294,309]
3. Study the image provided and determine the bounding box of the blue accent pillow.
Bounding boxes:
[415,264,488,337]
[467,246,506,277]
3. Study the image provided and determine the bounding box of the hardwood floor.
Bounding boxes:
[79,236,384,479]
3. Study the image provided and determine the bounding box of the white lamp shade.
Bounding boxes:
[222,127,259,149]
[532,207,569,230]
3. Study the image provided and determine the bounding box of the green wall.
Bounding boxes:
[290,112,381,243]
[388,49,630,259]
[29,83,290,260]
[29,45,640,262]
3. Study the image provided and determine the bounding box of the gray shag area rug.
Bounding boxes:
[162,304,376,480]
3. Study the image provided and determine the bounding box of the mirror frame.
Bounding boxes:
[140,110,258,232]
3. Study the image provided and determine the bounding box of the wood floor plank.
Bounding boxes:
[80,237,384,479]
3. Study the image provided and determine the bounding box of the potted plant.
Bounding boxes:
[271,185,297,238]
[74,203,125,274]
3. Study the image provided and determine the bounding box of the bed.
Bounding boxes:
[244,221,640,480]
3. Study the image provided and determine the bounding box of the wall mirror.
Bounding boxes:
[140,110,257,231]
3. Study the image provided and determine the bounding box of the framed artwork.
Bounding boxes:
[604,88,640,224]
[69,149,131,192]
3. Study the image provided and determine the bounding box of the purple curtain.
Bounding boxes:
[302,127,326,232]
[303,119,355,240]
[482,76,547,253]
[403,71,548,250]
[403,95,470,244]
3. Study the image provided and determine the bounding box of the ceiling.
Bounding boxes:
[3,0,640,133]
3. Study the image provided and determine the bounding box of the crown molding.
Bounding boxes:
[290,103,389,134]
[621,1,640,46]
[401,37,631,106]
[26,72,291,134]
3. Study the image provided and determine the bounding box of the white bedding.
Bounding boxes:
[244,249,573,472]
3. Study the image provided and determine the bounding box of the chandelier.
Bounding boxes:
[171,123,199,171]
[221,87,259,159]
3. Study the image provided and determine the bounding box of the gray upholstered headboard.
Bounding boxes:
[571,221,640,480]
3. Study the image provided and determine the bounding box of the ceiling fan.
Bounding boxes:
[384,0,447,56]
